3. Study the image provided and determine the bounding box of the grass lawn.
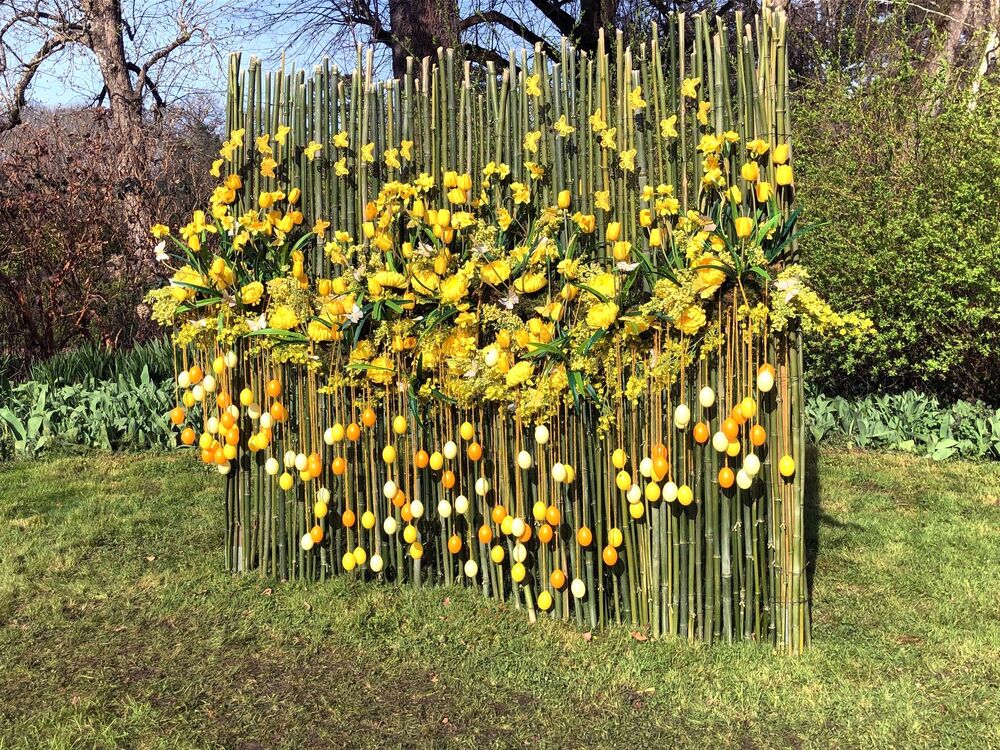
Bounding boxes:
[1,449,999,749]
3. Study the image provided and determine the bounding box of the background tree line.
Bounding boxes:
[1,0,998,401]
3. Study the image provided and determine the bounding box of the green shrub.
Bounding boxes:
[793,70,1000,403]
[806,390,1000,461]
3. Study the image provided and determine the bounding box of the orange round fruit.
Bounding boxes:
[169,406,185,426]
[491,505,507,525]
[414,449,429,469]
[550,569,566,589]
[537,523,553,544]
[467,442,483,462]
[545,504,561,527]
[750,424,767,447]
[346,423,361,442]
[332,456,347,475]
[441,470,456,489]
[342,509,356,528]
[180,427,196,445]
[577,526,593,547]
[722,417,740,441]
[693,421,710,444]
[719,467,735,489]
[602,545,619,566]
[448,534,462,554]
[265,379,282,398]
[361,407,376,427]
[478,524,493,544]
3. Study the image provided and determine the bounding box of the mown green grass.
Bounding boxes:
[1,449,999,750]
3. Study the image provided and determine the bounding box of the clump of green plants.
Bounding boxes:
[805,390,1000,461]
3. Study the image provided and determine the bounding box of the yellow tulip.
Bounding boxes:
[606,221,621,242]
[557,190,571,209]
[734,216,754,239]
[776,164,794,186]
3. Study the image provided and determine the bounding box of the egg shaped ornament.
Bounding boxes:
[562,464,575,484]
[443,440,458,460]
[370,553,384,573]
[677,484,694,506]
[283,450,297,468]
[454,494,470,515]
[383,516,398,535]
[644,482,661,502]
[460,421,474,441]
[464,559,480,578]
[206,416,220,434]
[265,457,280,476]
[736,469,753,490]
[660,481,677,504]
[358,511,373,529]
[571,578,586,599]
[429,451,444,471]
[383,480,398,500]
[403,524,418,544]
[511,562,526,583]
[475,477,491,497]
[484,346,500,367]
[247,403,261,421]
[353,547,367,566]
[712,431,730,453]
[511,517,526,538]
[392,415,408,435]
[611,448,628,469]
[227,404,241,420]
[674,403,691,429]
[323,427,336,445]
[615,470,632,492]
[202,374,217,394]
[331,423,345,442]
[409,499,425,519]
[437,499,452,518]
[537,591,553,611]
[512,542,528,563]
[259,412,274,430]
[778,455,796,478]
[517,450,533,470]
[300,533,314,551]
[192,384,205,402]
[382,445,396,464]
[639,457,654,479]
[743,453,762,477]
[224,350,238,369]
[626,483,642,504]
[551,462,567,483]
[217,460,232,475]
[342,552,356,571]
[500,515,514,536]
[757,367,775,393]
[177,371,191,389]
[699,386,716,409]
[294,453,308,472]
[534,424,550,445]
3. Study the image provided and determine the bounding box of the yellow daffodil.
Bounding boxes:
[313,219,331,238]
[776,164,794,186]
[697,133,722,154]
[573,212,597,233]
[741,162,760,182]
[525,162,545,181]
[150,224,170,239]
[746,138,769,156]
[511,182,531,205]
[587,301,619,330]
[734,216,754,239]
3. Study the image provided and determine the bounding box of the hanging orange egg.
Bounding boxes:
[537,523,553,544]
[491,505,508,525]
[392,490,406,508]
[346,422,361,441]
[265,379,282,398]
[216,391,232,409]
[342,509,356,527]
[467,442,483,461]
[718,467,735,489]
[651,442,668,459]
[448,534,462,554]
[550,569,566,589]
[750,424,767,447]
[693,422,710,444]
[478,524,493,544]
[332,456,347,475]
[401,503,413,523]
[307,453,322,476]
[722,418,740,441]
[361,407,376,427]
[518,525,532,543]
[602,545,619,566]
[652,456,669,481]
[220,412,236,430]
[577,526,593,547]
[187,365,203,384]
[441,470,456,489]
[180,427,196,445]
[414,449,429,468]
[309,525,324,544]
[545,504,561,526]
[169,407,185,426]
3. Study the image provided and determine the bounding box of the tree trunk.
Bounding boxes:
[389,0,460,76]
[576,0,618,54]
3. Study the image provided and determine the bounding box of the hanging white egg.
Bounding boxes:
[736,469,753,490]
[265,457,279,476]
[757,370,775,393]
[383,480,398,499]
[323,427,336,445]
[535,424,550,445]
[247,403,261,421]
[202,374,217,394]
[662,481,679,503]
[383,516,398,535]
[443,440,458,460]
[517,450,533,470]
[300,533,314,551]
[699,386,716,408]
[454,494,470,514]
[484,347,499,367]
[639,457,654,478]
[712,431,730,452]
[626,483,642,504]
[206,416,220,434]
[316,487,331,504]
[192,384,205,402]
[177,371,191,389]
[512,542,527,563]
[743,453,762,477]
[511,517,526,538]
[674,404,691,429]
[224,350,238,369]
[571,578,586,599]
[410,499,425,519]
[437,499,452,518]
[370,554,384,573]
[283,450,297,468]
[551,462,567,483]
[217,460,231,475]
[464,559,479,578]
[259,413,274,430]
[294,453,308,472]
[228,404,240,419]
[475,477,490,497]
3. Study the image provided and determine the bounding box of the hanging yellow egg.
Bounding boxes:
[778,455,796,477]
[612,448,627,469]
[537,590,553,611]
[392,415,408,435]
[460,421,474,441]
